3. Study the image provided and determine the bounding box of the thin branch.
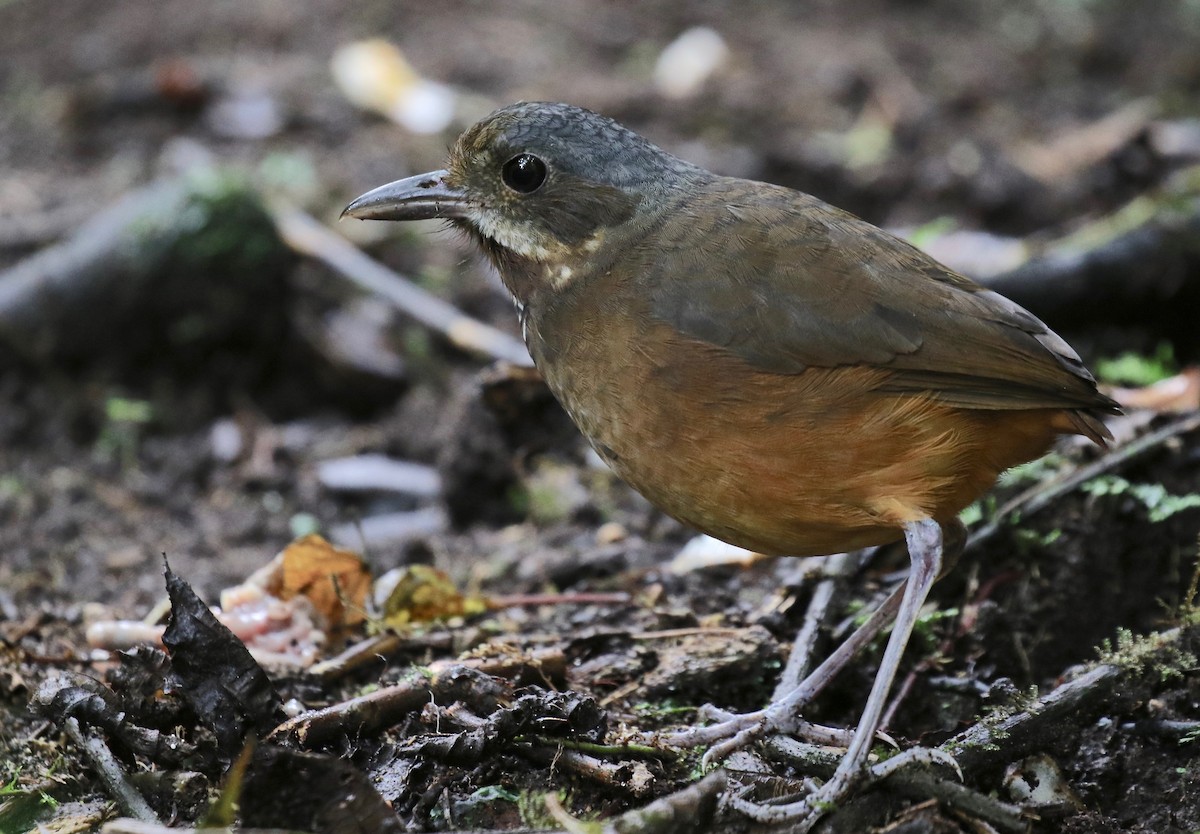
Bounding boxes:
[968,410,1200,550]
[63,717,159,824]
[270,204,532,365]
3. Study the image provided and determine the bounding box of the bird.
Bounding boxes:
[344,101,1118,827]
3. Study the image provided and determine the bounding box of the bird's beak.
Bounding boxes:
[341,169,471,221]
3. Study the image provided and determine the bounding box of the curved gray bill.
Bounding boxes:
[341,170,470,221]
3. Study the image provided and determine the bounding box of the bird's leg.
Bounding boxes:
[663,571,907,754]
[693,550,868,748]
[723,517,956,829]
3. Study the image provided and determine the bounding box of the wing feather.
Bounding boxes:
[643,178,1117,416]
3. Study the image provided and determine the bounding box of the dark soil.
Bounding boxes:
[2,2,1200,833]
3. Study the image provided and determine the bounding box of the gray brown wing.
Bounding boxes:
[642,178,1115,413]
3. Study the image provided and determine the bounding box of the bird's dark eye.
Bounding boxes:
[501,154,547,194]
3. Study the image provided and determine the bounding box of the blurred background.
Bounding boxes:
[6,0,1200,228]
[3,0,1200,612]
[3,0,1200,604]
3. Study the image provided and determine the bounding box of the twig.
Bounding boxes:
[630,627,760,640]
[490,591,632,608]
[604,770,727,834]
[939,663,1125,777]
[0,202,94,251]
[308,628,483,682]
[0,174,288,363]
[270,204,532,365]
[524,735,669,759]
[269,679,422,747]
[63,717,159,824]
[105,823,550,834]
[773,551,859,700]
[274,657,570,749]
[104,824,290,834]
[520,744,657,797]
[884,769,1029,834]
[757,735,842,777]
[980,166,1200,334]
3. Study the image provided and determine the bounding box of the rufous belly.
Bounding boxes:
[537,319,1062,556]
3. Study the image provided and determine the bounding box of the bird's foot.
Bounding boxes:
[662,699,859,767]
[663,565,912,763]
[724,746,960,830]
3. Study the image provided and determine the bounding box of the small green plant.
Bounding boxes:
[1081,475,1200,522]
[1013,527,1063,549]
[0,774,60,833]
[911,606,959,654]
[959,495,998,527]
[1095,342,1177,386]
[94,396,154,469]
[998,453,1068,488]
[959,501,984,527]
[517,789,570,830]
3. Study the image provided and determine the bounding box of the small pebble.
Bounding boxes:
[654,27,729,100]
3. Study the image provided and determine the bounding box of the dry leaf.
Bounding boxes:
[1110,368,1200,413]
[264,534,371,630]
[376,565,487,628]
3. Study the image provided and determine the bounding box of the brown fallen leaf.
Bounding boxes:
[1109,368,1200,413]
[259,534,372,631]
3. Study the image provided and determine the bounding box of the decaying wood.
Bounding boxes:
[0,173,291,364]
[979,166,1200,341]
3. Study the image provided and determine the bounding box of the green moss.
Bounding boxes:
[1097,627,1197,683]
[632,700,698,720]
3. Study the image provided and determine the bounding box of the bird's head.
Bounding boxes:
[344,102,706,295]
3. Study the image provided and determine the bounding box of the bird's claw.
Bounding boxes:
[724,745,962,829]
[661,705,857,769]
[701,723,769,768]
[724,772,859,831]
[658,708,767,752]
[697,703,738,722]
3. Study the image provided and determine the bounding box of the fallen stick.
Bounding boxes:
[968,409,1200,550]
[979,166,1200,337]
[270,204,532,366]
[63,717,159,824]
